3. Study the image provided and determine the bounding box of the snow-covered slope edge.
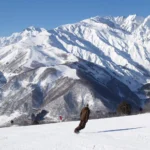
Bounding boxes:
[0,113,150,150]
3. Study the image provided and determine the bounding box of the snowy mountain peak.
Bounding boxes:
[87,14,144,23]
[1,15,150,122]
[126,14,138,20]
[80,15,146,32]
[23,26,44,32]
[143,15,150,28]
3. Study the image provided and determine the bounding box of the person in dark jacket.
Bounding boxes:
[74,104,90,133]
[10,120,14,125]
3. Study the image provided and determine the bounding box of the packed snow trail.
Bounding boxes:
[0,113,150,150]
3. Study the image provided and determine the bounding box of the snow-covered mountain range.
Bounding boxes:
[0,14,150,124]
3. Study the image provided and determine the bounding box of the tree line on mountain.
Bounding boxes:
[95,101,144,118]
[8,100,149,127]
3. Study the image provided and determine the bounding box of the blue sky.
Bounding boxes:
[0,0,150,37]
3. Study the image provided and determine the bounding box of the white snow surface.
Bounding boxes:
[0,113,150,150]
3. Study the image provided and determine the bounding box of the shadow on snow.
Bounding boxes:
[83,127,144,134]
[97,127,144,133]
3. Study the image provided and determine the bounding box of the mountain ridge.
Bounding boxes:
[0,14,150,124]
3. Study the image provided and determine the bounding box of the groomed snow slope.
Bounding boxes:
[0,113,150,150]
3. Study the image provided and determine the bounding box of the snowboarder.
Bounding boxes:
[74,104,90,133]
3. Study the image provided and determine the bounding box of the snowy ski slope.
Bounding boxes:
[0,113,150,150]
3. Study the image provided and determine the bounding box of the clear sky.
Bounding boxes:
[0,0,150,37]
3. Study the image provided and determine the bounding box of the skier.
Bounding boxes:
[74,104,90,133]
[59,116,63,122]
